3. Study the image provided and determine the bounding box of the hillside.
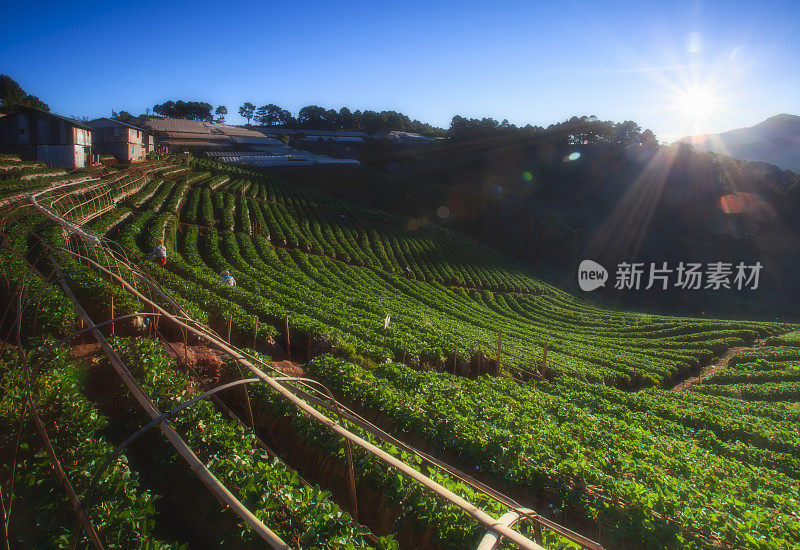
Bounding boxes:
[681,114,800,172]
[1,154,800,549]
[285,134,800,322]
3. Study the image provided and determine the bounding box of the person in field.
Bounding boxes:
[221,269,236,287]
[149,239,167,266]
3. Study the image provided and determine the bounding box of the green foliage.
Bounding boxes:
[308,355,800,549]
[700,336,800,402]
[0,74,49,111]
[111,337,384,548]
[3,157,798,549]
[0,345,173,548]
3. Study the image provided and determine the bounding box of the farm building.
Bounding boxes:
[88,118,149,162]
[298,129,369,143]
[140,117,231,152]
[0,107,92,169]
[143,132,157,154]
[252,127,370,143]
[141,117,360,167]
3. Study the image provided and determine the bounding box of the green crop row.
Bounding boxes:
[307,355,800,549]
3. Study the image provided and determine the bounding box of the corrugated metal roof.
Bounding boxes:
[3,106,93,131]
[213,125,266,137]
[163,140,233,148]
[88,117,146,132]
[228,135,285,145]
[142,117,220,134]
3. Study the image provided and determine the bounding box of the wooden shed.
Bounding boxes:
[88,118,148,162]
[0,107,92,169]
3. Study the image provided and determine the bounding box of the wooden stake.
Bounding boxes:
[307,332,311,362]
[478,345,482,376]
[284,315,290,358]
[227,313,232,343]
[541,343,548,380]
[243,381,255,430]
[252,323,258,349]
[402,341,406,364]
[182,327,188,365]
[453,342,458,374]
[110,297,114,335]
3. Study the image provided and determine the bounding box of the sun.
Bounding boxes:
[675,86,719,119]
[663,80,727,136]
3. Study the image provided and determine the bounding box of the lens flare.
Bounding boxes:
[676,86,718,120]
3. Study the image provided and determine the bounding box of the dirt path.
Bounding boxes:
[161,341,305,378]
[672,344,757,391]
[271,360,305,377]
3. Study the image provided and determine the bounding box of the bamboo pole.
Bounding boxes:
[252,323,258,349]
[227,313,233,343]
[51,261,289,549]
[60,250,548,550]
[110,297,114,336]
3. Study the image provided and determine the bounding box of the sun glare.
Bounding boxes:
[676,87,718,119]
[662,79,728,136]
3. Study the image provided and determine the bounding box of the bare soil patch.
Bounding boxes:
[672,344,759,391]
[270,359,305,377]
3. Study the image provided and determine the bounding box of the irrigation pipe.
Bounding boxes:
[50,258,290,550]
[63,248,547,550]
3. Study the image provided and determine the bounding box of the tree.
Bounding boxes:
[254,104,292,126]
[215,105,228,124]
[297,105,329,128]
[613,120,642,146]
[112,110,137,124]
[152,100,213,121]
[640,129,658,148]
[337,107,355,130]
[153,100,175,118]
[0,74,49,111]
[448,115,501,140]
[239,102,255,125]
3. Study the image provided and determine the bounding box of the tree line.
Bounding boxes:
[130,98,660,146]
[0,75,50,112]
[237,102,445,136]
[447,114,658,147]
[0,75,659,146]
[108,98,445,136]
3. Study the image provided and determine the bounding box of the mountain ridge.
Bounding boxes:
[681,114,800,172]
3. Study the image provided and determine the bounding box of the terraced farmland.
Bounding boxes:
[696,332,800,401]
[1,154,798,549]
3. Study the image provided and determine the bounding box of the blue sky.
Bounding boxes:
[1,0,797,140]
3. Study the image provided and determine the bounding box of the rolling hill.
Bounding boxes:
[2,154,800,549]
[682,114,800,172]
